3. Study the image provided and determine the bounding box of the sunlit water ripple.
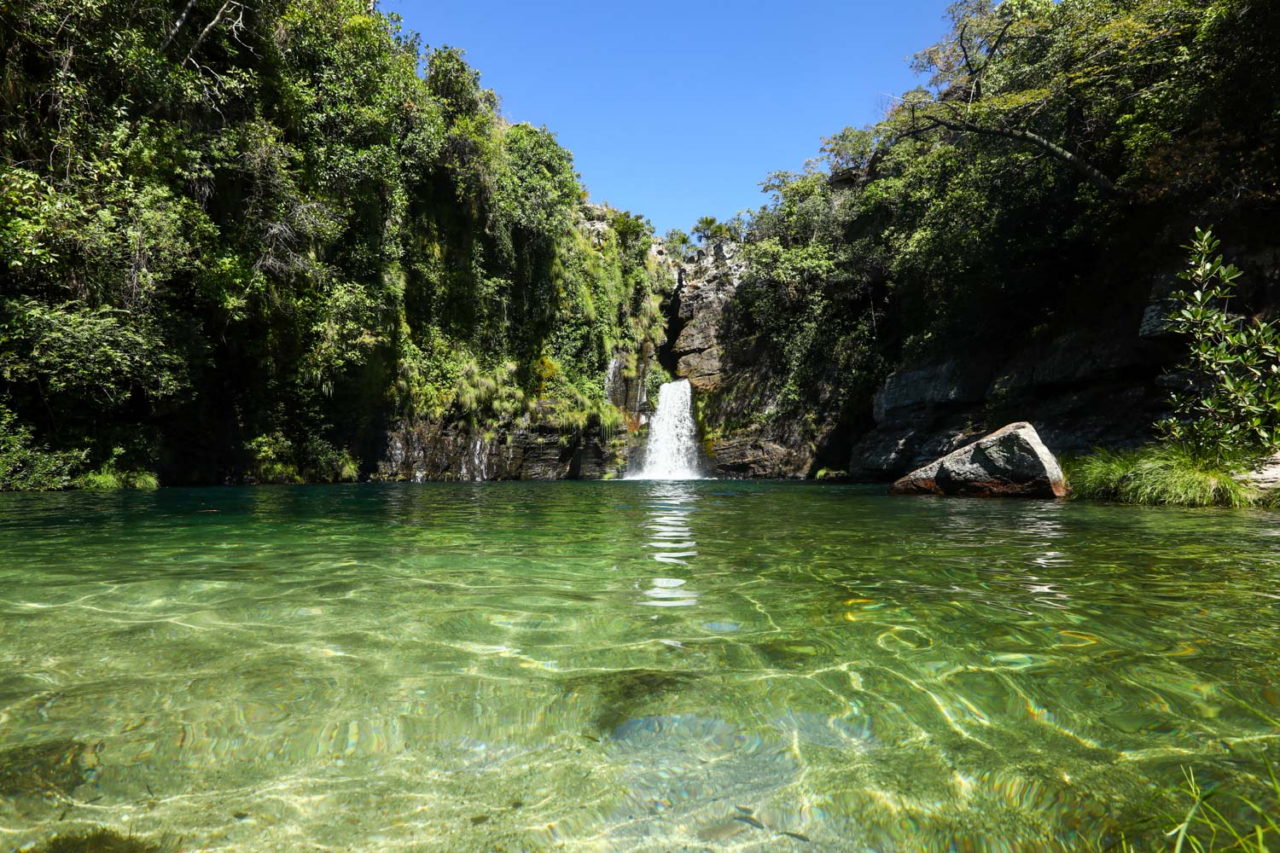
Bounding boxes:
[1,482,1278,850]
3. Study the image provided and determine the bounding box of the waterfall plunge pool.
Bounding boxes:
[1,481,1278,850]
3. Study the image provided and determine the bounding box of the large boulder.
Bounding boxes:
[888,422,1066,498]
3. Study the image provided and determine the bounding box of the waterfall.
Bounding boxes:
[604,355,625,408]
[462,435,488,481]
[630,379,702,480]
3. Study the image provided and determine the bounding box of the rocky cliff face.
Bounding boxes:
[377,422,621,482]
[373,238,1279,483]
[665,241,743,394]
[372,233,670,484]
[850,326,1174,480]
[661,245,1249,481]
[661,242,820,478]
[848,241,1280,480]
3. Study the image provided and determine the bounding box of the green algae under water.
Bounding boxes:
[1,481,1279,851]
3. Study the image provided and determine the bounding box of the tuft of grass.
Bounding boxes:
[1066,443,1259,508]
[75,465,159,490]
[1084,765,1280,852]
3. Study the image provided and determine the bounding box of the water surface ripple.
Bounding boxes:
[1,482,1278,850]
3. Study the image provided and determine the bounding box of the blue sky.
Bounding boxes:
[383,1,952,235]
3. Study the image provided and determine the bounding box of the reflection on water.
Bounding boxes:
[640,482,700,608]
[0,482,1278,850]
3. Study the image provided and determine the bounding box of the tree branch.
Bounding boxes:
[909,110,1131,197]
[966,19,1014,103]
[957,23,979,80]
[983,20,1016,66]
[183,0,235,65]
[161,0,201,52]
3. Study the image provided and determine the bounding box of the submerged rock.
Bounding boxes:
[558,669,697,733]
[0,739,96,799]
[602,715,803,844]
[888,422,1066,498]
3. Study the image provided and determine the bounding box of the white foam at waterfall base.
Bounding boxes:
[630,379,702,480]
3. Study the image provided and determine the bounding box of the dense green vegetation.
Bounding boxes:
[1069,229,1280,507]
[0,0,670,488]
[695,0,1279,439]
[4,0,1278,491]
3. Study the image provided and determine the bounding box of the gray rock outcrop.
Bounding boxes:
[669,240,745,394]
[889,422,1066,498]
[1244,453,1280,492]
[378,421,619,482]
[707,428,811,479]
[852,323,1171,480]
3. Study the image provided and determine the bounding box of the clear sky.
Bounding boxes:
[382,1,952,235]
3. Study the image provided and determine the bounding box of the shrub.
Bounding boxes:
[246,432,303,485]
[299,438,360,483]
[0,404,86,491]
[1159,227,1280,462]
[72,445,159,490]
[76,466,159,490]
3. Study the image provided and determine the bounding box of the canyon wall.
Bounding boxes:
[664,238,1280,480]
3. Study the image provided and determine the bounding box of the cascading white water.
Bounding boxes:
[630,379,701,480]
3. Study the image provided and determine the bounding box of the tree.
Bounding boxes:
[691,216,720,244]
[898,0,1131,196]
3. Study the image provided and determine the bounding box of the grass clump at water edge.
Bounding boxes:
[75,464,159,490]
[1065,443,1260,508]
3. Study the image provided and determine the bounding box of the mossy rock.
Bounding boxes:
[0,740,96,799]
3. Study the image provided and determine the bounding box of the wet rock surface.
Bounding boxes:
[1244,453,1280,491]
[889,422,1067,498]
[378,421,618,481]
[706,429,811,479]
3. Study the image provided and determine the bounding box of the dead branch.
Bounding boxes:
[160,0,201,51]
[183,0,237,65]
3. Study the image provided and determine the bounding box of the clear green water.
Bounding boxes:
[1,482,1279,851]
